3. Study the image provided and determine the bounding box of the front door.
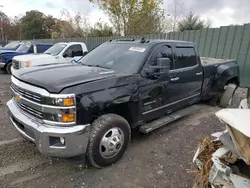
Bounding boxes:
[139,45,174,122]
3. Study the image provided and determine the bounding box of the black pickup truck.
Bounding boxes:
[7,39,239,168]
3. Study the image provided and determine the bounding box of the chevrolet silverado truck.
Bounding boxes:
[11,42,88,71]
[7,39,240,168]
[0,41,52,74]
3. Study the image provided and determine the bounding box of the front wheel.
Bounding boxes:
[6,62,12,74]
[87,114,131,168]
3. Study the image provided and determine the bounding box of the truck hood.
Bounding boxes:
[13,64,121,93]
[0,50,17,54]
[14,54,52,62]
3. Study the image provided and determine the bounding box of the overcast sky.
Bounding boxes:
[1,0,250,27]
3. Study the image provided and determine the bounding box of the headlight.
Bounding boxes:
[42,94,76,124]
[25,61,31,67]
[43,97,75,107]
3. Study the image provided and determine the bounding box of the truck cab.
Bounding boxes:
[11,42,88,71]
[0,41,52,74]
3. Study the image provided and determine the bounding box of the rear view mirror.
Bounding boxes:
[145,58,171,77]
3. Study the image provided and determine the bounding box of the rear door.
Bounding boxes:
[168,46,203,109]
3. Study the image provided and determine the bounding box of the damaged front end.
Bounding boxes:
[193,109,250,188]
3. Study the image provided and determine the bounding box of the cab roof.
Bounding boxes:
[107,38,195,47]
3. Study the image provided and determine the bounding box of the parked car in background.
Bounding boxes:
[0,41,22,51]
[7,39,239,168]
[11,42,88,71]
[0,41,52,74]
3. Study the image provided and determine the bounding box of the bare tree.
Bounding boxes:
[59,9,90,37]
[168,0,185,31]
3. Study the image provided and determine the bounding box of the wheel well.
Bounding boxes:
[101,103,134,126]
[226,77,240,86]
[4,60,12,68]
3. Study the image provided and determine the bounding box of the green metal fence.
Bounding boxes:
[1,23,250,86]
[167,24,250,87]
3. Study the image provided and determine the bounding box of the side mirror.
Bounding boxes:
[82,51,88,57]
[63,53,68,58]
[145,58,171,77]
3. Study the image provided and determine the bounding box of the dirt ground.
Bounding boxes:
[0,72,247,188]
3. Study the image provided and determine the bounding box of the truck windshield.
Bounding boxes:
[80,43,148,73]
[4,41,20,49]
[16,43,32,53]
[44,44,67,55]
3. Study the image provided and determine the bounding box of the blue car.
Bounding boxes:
[0,41,52,74]
[0,41,22,51]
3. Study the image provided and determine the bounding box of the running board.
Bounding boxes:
[140,105,201,134]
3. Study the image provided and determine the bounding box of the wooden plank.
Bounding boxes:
[203,28,214,57]
[183,31,189,41]
[215,26,229,58]
[237,24,250,79]
[188,30,196,42]
[209,28,220,57]
[230,25,245,59]
[193,30,201,50]
[179,32,184,41]
[223,26,237,58]
[198,28,208,56]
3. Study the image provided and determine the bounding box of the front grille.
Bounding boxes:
[11,83,42,103]
[15,101,43,119]
[12,60,20,69]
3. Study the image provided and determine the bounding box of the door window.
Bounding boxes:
[36,45,43,53]
[64,44,83,57]
[149,45,174,70]
[175,47,197,69]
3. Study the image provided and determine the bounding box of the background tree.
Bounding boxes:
[59,10,89,37]
[88,20,113,37]
[89,0,166,36]
[0,11,10,40]
[178,11,211,32]
[20,10,49,39]
[127,0,165,35]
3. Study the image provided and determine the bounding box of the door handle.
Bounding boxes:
[170,77,179,81]
[196,72,203,76]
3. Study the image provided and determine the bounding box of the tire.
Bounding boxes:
[87,114,131,168]
[6,62,12,74]
[208,95,219,106]
[219,83,237,108]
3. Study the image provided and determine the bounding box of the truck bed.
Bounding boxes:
[201,57,235,65]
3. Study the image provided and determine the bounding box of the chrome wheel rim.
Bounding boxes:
[99,127,124,159]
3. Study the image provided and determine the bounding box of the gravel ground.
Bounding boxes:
[0,72,247,188]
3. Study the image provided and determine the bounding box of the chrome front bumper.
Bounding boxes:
[0,62,5,68]
[7,99,90,158]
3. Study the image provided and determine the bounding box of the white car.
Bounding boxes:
[11,42,88,71]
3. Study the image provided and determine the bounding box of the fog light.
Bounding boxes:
[60,137,65,145]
